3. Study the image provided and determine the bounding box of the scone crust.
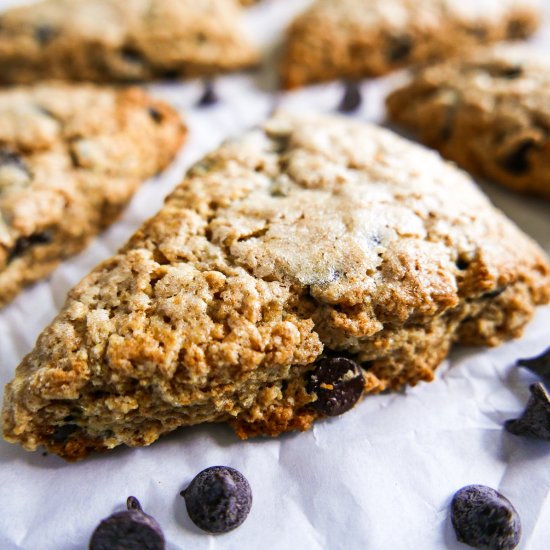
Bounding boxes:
[280,0,540,89]
[0,83,187,307]
[3,113,549,460]
[0,0,258,84]
[386,44,550,199]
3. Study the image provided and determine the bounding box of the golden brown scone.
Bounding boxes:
[386,44,550,199]
[0,83,186,307]
[3,113,549,460]
[0,0,258,84]
[280,0,541,89]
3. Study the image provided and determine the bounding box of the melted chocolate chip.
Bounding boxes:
[505,382,550,441]
[197,81,219,107]
[148,107,163,124]
[7,231,53,263]
[181,466,252,534]
[451,485,521,550]
[387,36,413,63]
[34,24,57,44]
[455,257,470,271]
[499,66,523,79]
[307,356,364,416]
[518,347,550,382]
[501,140,535,175]
[51,423,79,443]
[89,497,165,550]
[338,81,362,113]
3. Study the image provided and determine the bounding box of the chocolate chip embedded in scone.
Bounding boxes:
[386,44,550,199]
[3,112,550,460]
[279,0,540,89]
[0,83,186,307]
[0,0,258,84]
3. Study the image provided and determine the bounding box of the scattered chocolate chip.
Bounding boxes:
[51,423,79,443]
[197,80,219,107]
[501,140,535,175]
[7,231,53,263]
[499,67,523,79]
[482,287,506,299]
[337,81,362,113]
[517,347,550,382]
[89,496,165,550]
[307,356,364,416]
[34,24,57,44]
[387,35,413,63]
[148,107,163,124]
[451,485,521,550]
[505,382,550,441]
[181,466,252,534]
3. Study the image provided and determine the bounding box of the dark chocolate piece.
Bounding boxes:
[181,466,252,534]
[451,485,521,550]
[501,140,535,175]
[517,347,550,382]
[505,382,550,441]
[387,35,413,63]
[307,356,364,416]
[338,81,362,113]
[197,81,219,107]
[89,496,165,550]
[7,231,53,263]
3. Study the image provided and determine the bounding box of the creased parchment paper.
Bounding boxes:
[0,1,549,548]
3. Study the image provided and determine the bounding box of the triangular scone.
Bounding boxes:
[0,83,186,307]
[3,113,549,460]
[280,0,540,89]
[387,44,550,199]
[0,0,258,84]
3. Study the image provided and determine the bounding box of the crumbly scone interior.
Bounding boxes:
[0,84,186,307]
[3,113,549,459]
[280,0,540,88]
[386,44,550,198]
[0,0,258,83]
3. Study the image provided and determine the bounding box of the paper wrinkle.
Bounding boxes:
[0,1,550,549]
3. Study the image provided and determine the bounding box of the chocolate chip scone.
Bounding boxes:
[3,113,549,460]
[386,44,550,199]
[0,83,186,307]
[0,0,258,84]
[280,0,540,89]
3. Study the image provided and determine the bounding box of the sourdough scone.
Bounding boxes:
[386,44,550,199]
[280,0,540,89]
[3,113,550,460]
[0,84,186,307]
[0,0,258,84]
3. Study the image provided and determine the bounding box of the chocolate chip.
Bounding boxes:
[148,107,163,124]
[7,231,53,263]
[307,356,364,416]
[387,36,413,63]
[0,149,28,174]
[456,257,470,271]
[89,496,165,550]
[501,140,535,175]
[181,466,252,534]
[499,67,523,79]
[517,347,550,382]
[51,423,79,443]
[507,20,530,40]
[34,24,57,44]
[482,287,506,299]
[505,382,550,441]
[197,80,219,107]
[120,47,144,65]
[451,485,521,550]
[337,81,362,113]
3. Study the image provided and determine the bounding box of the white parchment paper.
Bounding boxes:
[0,1,549,548]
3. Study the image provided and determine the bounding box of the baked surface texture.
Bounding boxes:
[3,113,549,460]
[0,0,258,84]
[280,0,541,89]
[386,44,550,199]
[0,83,186,307]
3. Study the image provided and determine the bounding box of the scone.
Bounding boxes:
[0,0,258,84]
[386,44,550,199]
[280,0,540,89]
[3,113,549,460]
[0,83,186,307]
